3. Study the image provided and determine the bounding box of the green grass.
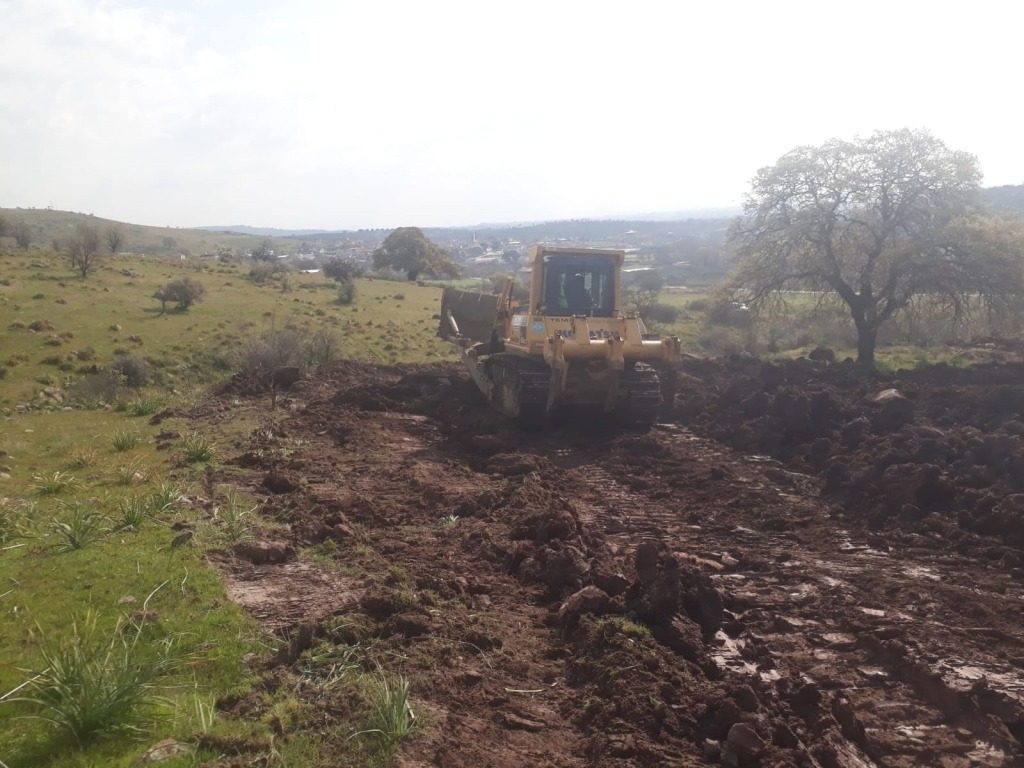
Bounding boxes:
[354,672,416,760]
[0,243,458,767]
[7,611,177,744]
[180,431,214,464]
[111,430,140,452]
[50,504,107,552]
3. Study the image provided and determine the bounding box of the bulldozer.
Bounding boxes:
[438,245,682,424]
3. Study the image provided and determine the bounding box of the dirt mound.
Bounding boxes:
[674,356,1024,556]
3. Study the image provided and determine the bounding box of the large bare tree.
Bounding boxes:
[67,223,103,278]
[105,223,124,253]
[727,128,1024,364]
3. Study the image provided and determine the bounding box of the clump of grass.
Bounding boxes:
[32,471,82,496]
[9,611,176,744]
[181,432,214,464]
[1,505,19,545]
[113,496,152,532]
[207,492,257,543]
[51,505,106,552]
[66,448,99,469]
[111,430,140,452]
[126,396,164,417]
[354,673,415,758]
[112,457,148,487]
[149,482,183,514]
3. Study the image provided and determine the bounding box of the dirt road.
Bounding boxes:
[192,357,1024,767]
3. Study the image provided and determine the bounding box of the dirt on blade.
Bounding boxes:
[188,355,1024,767]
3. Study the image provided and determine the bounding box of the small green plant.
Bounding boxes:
[1,505,19,545]
[32,470,81,496]
[113,496,152,532]
[111,430,140,452]
[112,457,148,487]
[181,432,214,463]
[127,396,164,417]
[149,482,183,513]
[355,672,415,758]
[51,505,106,552]
[208,492,257,542]
[439,514,460,528]
[10,611,176,744]
[66,447,99,469]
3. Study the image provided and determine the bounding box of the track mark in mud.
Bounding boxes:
[551,422,1024,766]
[219,560,363,634]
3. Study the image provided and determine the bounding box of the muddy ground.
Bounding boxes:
[185,354,1024,767]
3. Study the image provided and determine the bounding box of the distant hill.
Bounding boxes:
[195,225,329,237]
[0,208,298,257]
[284,218,733,245]
[984,184,1024,215]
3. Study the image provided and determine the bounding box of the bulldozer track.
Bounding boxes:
[487,353,550,424]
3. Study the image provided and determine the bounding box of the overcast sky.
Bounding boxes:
[1,0,1021,230]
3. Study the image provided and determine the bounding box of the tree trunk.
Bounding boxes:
[856,325,877,366]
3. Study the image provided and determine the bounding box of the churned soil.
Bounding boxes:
[188,355,1024,767]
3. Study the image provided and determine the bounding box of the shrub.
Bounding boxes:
[153,277,206,312]
[69,371,123,408]
[235,327,304,379]
[641,302,680,324]
[303,328,341,366]
[337,281,357,305]
[110,355,150,387]
[322,257,364,283]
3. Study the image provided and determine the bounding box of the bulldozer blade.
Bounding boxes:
[438,288,500,344]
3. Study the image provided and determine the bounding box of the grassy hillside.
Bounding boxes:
[0,245,457,767]
[0,208,301,259]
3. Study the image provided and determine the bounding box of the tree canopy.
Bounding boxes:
[372,227,460,281]
[322,256,364,283]
[726,128,1024,364]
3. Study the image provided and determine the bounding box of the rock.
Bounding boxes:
[486,453,539,476]
[723,722,765,765]
[390,612,431,638]
[808,346,836,362]
[515,544,590,595]
[469,434,505,456]
[502,712,546,732]
[262,470,300,494]
[703,738,722,761]
[557,586,611,627]
[272,366,302,388]
[233,540,294,565]
[130,738,191,766]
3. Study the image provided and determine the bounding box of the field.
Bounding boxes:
[3,245,1024,767]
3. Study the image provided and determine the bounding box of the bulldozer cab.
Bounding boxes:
[538,254,617,317]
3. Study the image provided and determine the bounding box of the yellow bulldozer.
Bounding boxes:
[438,245,682,424]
